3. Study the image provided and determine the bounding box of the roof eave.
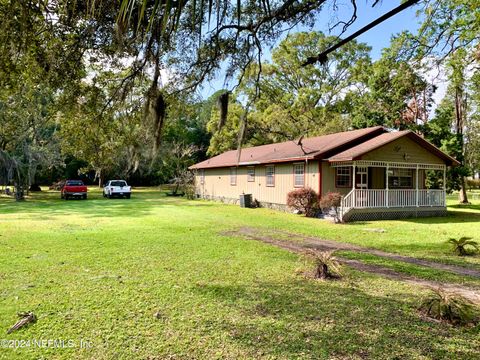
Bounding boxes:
[188,155,317,170]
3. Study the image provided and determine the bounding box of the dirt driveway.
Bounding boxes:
[224,227,480,304]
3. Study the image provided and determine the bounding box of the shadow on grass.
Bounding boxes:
[0,190,176,218]
[0,189,221,218]
[400,210,480,224]
[191,280,477,359]
[449,203,480,211]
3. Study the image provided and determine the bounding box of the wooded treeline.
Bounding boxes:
[0,1,478,200]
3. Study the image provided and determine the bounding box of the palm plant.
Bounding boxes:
[419,288,476,325]
[447,237,479,256]
[303,250,342,279]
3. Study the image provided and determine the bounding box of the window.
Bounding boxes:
[388,168,413,188]
[66,180,84,186]
[266,165,275,187]
[230,167,237,186]
[294,163,305,187]
[110,181,127,187]
[247,167,255,182]
[199,169,205,185]
[336,167,351,188]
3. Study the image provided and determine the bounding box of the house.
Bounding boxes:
[189,126,459,222]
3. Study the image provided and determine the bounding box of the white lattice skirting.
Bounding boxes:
[342,207,448,222]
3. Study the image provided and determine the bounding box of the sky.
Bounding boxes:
[325,1,446,108]
[316,0,421,60]
[200,0,425,99]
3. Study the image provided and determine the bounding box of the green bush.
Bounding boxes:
[466,178,480,190]
[183,184,196,200]
[447,237,479,256]
[419,288,476,325]
[303,250,342,279]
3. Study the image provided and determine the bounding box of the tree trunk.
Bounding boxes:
[98,169,104,188]
[14,183,25,201]
[314,264,329,279]
[459,177,469,203]
[172,183,180,195]
[455,87,469,204]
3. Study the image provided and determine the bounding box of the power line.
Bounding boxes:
[302,0,420,66]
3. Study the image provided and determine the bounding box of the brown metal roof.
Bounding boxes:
[328,130,460,166]
[190,126,386,169]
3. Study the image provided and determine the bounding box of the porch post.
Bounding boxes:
[352,161,356,207]
[416,164,419,207]
[443,165,447,207]
[386,163,389,208]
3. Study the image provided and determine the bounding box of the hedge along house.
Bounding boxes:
[189,126,459,222]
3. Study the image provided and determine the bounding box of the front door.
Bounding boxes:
[356,167,368,189]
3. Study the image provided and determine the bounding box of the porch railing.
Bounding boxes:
[341,189,445,210]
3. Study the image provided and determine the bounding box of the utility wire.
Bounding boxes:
[302,0,420,66]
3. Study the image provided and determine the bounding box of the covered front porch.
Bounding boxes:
[331,160,447,221]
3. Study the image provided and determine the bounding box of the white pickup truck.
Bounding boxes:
[103,180,131,199]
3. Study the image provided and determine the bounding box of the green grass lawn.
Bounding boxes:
[0,188,479,359]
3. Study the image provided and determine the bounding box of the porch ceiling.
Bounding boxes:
[329,160,445,170]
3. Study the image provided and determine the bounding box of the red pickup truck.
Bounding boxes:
[61,180,88,200]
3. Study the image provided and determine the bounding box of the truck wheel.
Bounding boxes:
[83,194,87,200]
[107,193,111,199]
[65,194,69,200]
[61,193,64,199]
[126,194,131,199]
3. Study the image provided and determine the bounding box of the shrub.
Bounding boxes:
[303,250,342,279]
[184,184,196,200]
[419,288,476,325]
[466,178,480,190]
[29,184,42,192]
[447,237,479,256]
[49,180,65,190]
[286,187,319,217]
[319,192,342,222]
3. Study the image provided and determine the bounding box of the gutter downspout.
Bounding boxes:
[352,161,356,208]
[386,163,389,208]
[443,165,447,207]
[305,158,308,189]
[318,161,322,197]
[416,164,419,208]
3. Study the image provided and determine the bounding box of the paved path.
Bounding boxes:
[224,227,480,304]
